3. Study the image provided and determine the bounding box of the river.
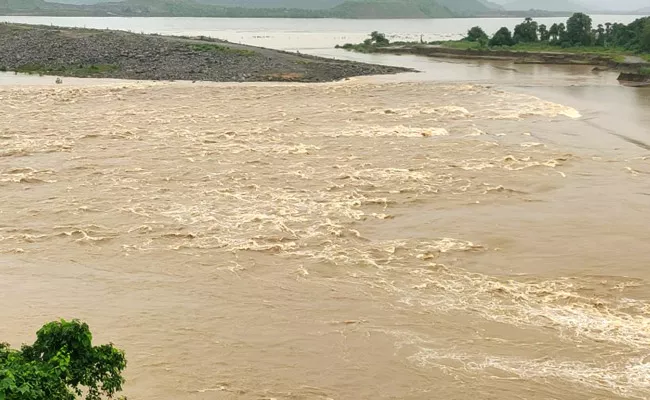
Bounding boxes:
[1,16,650,400]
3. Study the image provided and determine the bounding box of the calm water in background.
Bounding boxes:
[1,16,650,400]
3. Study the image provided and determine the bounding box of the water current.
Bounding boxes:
[1,16,650,400]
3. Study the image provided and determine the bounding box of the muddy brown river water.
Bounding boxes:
[1,77,650,399]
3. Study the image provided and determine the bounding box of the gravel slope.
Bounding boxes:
[0,23,410,82]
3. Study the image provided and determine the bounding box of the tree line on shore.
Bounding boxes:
[466,13,650,52]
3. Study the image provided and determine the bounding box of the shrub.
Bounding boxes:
[465,26,488,42]
[489,27,515,47]
[0,320,127,400]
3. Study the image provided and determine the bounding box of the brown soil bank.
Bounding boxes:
[617,72,650,86]
[0,23,409,82]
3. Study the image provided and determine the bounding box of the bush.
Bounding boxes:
[370,31,389,46]
[642,20,650,52]
[0,320,127,400]
[489,27,515,47]
[566,12,593,46]
[465,26,488,42]
[513,17,539,43]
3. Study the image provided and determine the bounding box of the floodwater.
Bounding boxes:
[2,16,650,400]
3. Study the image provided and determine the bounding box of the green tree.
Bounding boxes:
[549,23,560,43]
[642,20,650,52]
[0,320,127,400]
[369,31,389,45]
[558,22,568,44]
[465,26,488,42]
[513,17,539,43]
[605,22,613,43]
[595,24,605,46]
[566,12,593,46]
[538,24,550,41]
[489,27,515,46]
[610,22,632,47]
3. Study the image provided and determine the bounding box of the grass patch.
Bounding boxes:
[431,41,649,62]
[640,67,650,76]
[189,43,255,56]
[336,43,377,53]
[15,63,119,76]
[438,41,483,50]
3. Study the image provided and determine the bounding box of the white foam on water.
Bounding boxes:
[408,347,650,399]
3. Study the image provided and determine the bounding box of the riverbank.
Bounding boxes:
[339,42,650,83]
[341,43,649,67]
[0,23,409,83]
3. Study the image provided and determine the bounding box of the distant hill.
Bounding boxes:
[47,0,492,14]
[637,7,650,13]
[47,0,108,3]
[1,0,95,14]
[501,0,588,12]
[435,0,492,14]
[196,0,342,9]
[22,0,568,17]
[477,0,503,10]
[53,0,342,5]
[328,0,454,18]
[2,0,59,8]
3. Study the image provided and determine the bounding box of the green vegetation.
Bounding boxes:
[465,26,488,42]
[15,64,119,76]
[329,0,453,18]
[336,30,394,52]
[641,67,650,75]
[434,40,482,50]
[489,27,514,46]
[189,43,255,56]
[340,13,650,64]
[0,319,126,400]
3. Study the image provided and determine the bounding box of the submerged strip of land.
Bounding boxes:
[0,23,409,83]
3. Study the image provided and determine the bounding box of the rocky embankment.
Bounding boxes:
[0,23,409,82]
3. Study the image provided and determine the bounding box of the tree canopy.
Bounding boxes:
[643,20,650,52]
[482,14,650,53]
[465,26,488,42]
[489,27,514,47]
[370,31,389,45]
[566,12,593,46]
[513,17,538,43]
[0,320,126,400]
